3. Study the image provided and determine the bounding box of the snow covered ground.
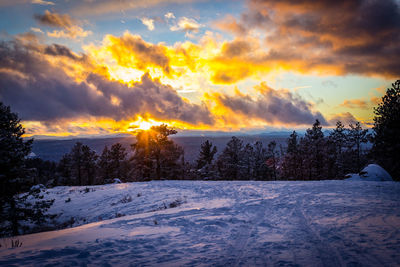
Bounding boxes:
[1,180,400,266]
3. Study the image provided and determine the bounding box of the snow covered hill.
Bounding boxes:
[1,180,400,266]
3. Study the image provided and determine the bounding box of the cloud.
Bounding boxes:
[47,26,92,39]
[328,112,359,126]
[214,15,246,36]
[340,99,369,109]
[31,0,54,5]
[165,12,175,19]
[71,0,199,16]
[34,10,74,28]
[215,0,400,78]
[140,17,155,31]
[34,10,91,39]
[205,82,327,126]
[30,27,43,34]
[170,17,203,33]
[0,36,332,134]
[44,44,83,60]
[0,39,214,127]
[88,32,173,77]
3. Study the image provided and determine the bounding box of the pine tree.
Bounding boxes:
[196,140,217,179]
[348,122,369,172]
[217,136,244,180]
[109,143,128,180]
[303,120,325,180]
[70,142,84,185]
[282,131,302,180]
[68,142,98,185]
[267,141,278,180]
[98,146,111,184]
[81,145,98,185]
[131,125,183,180]
[372,80,400,180]
[242,143,255,179]
[58,154,73,184]
[197,140,217,169]
[252,141,269,180]
[0,102,53,236]
[329,121,348,178]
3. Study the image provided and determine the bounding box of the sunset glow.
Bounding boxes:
[0,0,398,137]
[128,117,166,132]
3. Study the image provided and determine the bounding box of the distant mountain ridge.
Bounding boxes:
[31,134,290,163]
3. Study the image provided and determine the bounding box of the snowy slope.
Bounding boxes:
[1,180,400,266]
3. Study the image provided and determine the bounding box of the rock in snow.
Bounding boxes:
[345,164,393,181]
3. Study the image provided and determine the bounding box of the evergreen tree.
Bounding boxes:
[57,154,72,185]
[196,140,217,179]
[348,122,369,172]
[282,131,302,180]
[329,121,348,178]
[0,102,53,236]
[70,142,84,185]
[242,143,255,179]
[196,140,217,169]
[217,136,244,180]
[372,80,400,180]
[131,124,183,180]
[267,141,278,180]
[303,120,325,180]
[98,146,111,184]
[252,141,269,180]
[81,145,98,185]
[68,142,98,185]
[109,143,128,180]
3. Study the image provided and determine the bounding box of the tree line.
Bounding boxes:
[20,119,373,185]
[17,80,400,185]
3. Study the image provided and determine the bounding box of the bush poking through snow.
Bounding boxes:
[111,195,133,206]
[80,187,95,193]
[0,239,23,248]
[153,198,186,211]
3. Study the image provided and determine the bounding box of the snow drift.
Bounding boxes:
[345,164,393,181]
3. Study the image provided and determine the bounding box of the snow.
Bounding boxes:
[113,178,122,184]
[346,164,393,181]
[29,184,46,191]
[1,180,400,266]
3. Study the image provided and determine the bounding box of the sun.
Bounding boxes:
[128,116,165,132]
[137,120,153,131]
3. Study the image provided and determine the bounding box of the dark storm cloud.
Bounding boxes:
[0,40,214,125]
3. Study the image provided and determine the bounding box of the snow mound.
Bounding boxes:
[113,178,122,184]
[345,164,393,181]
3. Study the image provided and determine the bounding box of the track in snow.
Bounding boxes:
[1,180,400,266]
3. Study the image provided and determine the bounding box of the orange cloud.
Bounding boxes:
[340,99,369,109]
[34,10,91,39]
[215,0,400,78]
[1,34,334,136]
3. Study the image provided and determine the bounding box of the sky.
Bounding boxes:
[0,0,399,137]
